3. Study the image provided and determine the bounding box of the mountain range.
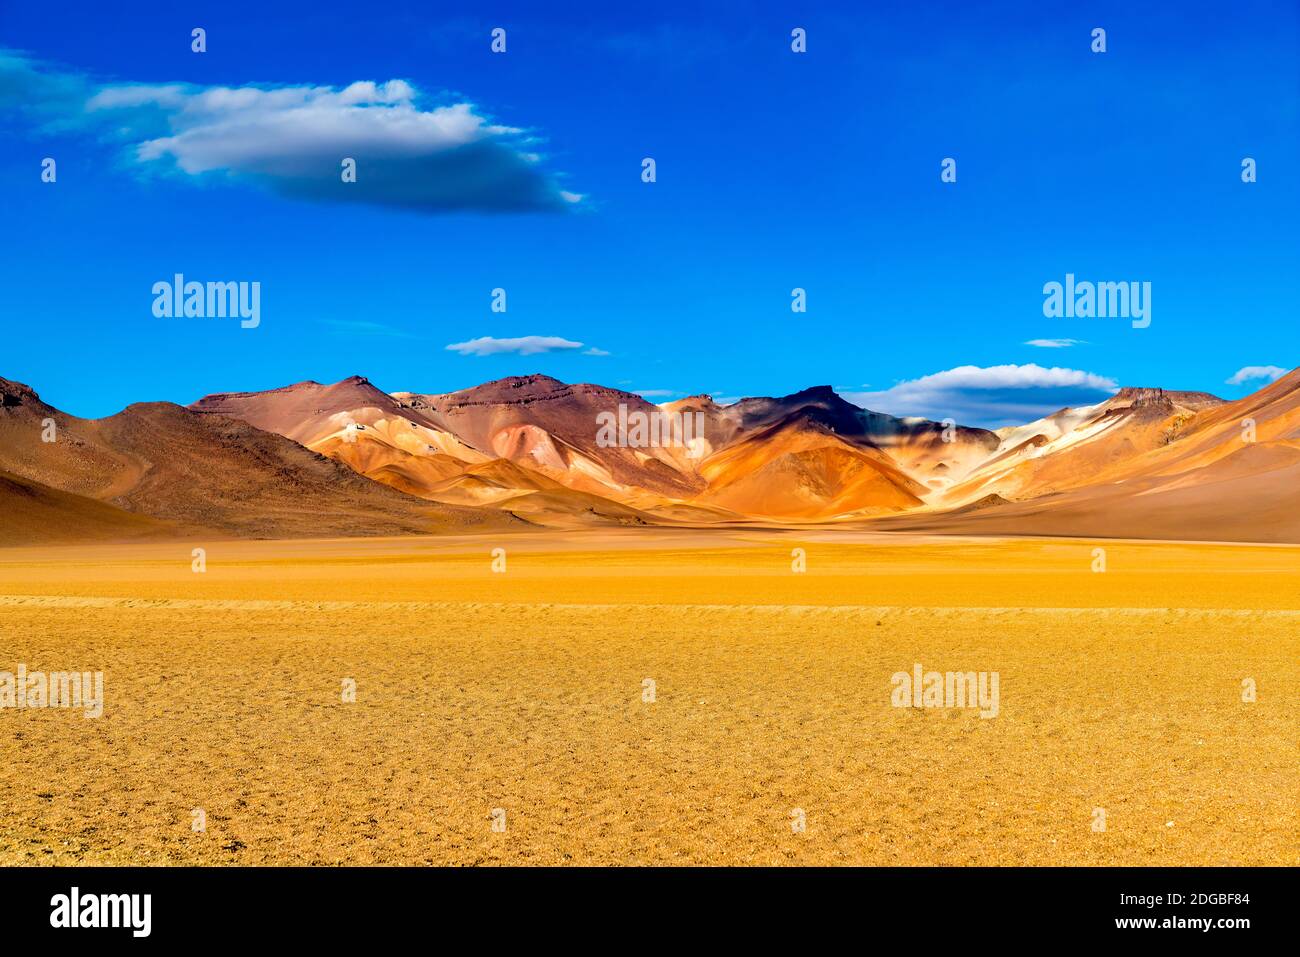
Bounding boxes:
[3,367,1298,545]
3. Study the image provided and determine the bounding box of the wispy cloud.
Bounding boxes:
[582,347,610,356]
[1225,365,1287,386]
[323,319,413,338]
[842,363,1119,427]
[1024,338,1085,348]
[1,50,581,214]
[590,23,730,66]
[634,389,678,398]
[445,335,585,356]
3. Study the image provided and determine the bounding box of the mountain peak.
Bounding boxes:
[446,374,572,405]
[1108,386,1224,411]
[785,385,840,401]
[671,393,721,408]
[0,377,40,408]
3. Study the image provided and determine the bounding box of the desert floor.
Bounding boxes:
[0,529,1296,865]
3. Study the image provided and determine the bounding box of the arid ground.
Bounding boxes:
[1,530,1295,865]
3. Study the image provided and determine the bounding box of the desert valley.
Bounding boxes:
[1,368,1297,865]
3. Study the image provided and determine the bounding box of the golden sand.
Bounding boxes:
[0,531,1295,865]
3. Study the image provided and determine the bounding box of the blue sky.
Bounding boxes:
[2,0,1296,426]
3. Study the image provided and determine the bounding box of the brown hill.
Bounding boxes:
[0,377,508,543]
[20,365,1293,543]
[702,444,926,519]
[879,373,1299,542]
[671,384,995,517]
[0,468,180,546]
[695,411,928,518]
[189,375,413,444]
[935,387,1229,507]
[193,374,703,523]
[190,375,1002,523]
[189,375,492,498]
[396,374,706,500]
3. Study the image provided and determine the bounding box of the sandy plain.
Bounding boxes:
[0,529,1295,865]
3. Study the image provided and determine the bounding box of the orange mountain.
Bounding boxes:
[3,367,1297,544]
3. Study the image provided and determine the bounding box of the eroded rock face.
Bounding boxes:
[0,378,42,408]
[1108,387,1225,412]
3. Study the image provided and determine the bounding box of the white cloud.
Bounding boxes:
[634,389,678,398]
[445,335,584,356]
[1225,365,1287,386]
[1024,338,1085,348]
[108,88,505,174]
[582,347,610,356]
[3,51,580,213]
[842,363,1119,427]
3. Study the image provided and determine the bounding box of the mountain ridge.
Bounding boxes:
[3,369,1295,544]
